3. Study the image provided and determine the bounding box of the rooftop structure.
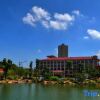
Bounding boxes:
[58,44,68,57]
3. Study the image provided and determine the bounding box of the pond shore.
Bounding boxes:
[0,79,33,84]
[41,80,100,88]
[40,78,100,88]
[1,78,100,88]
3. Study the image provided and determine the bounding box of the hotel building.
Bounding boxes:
[36,44,100,77]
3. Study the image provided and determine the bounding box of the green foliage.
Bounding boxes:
[49,76,59,81]
[88,68,99,78]
[2,58,11,79]
[0,58,30,80]
[74,73,85,82]
[0,73,4,80]
[7,76,17,80]
[29,61,33,78]
[33,68,39,77]
[66,60,73,69]
[7,69,15,76]
[16,67,29,78]
[42,67,52,79]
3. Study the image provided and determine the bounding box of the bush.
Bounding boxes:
[49,76,59,81]
[7,76,17,80]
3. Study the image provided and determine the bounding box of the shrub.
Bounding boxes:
[49,76,59,81]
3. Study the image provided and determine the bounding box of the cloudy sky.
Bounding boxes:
[0,0,100,67]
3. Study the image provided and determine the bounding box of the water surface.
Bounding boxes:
[0,84,100,100]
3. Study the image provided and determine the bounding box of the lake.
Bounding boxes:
[0,84,100,100]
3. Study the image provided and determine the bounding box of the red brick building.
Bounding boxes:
[36,44,100,77]
[36,56,100,77]
[0,68,4,74]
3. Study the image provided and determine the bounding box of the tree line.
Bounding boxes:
[0,58,33,80]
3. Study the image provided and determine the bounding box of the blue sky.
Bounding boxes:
[0,0,100,67]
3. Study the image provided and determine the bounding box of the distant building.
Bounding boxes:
[0,62,4,74]
[36,56,99,77]
[36,44,100,77]
[58,44,68,57]
[0,68,4,74]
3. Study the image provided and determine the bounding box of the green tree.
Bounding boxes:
[7,69,15,80]
[8,59,12,65]
[78,63,84,73]
[16,67,25,77]
[29,61,33,79]
[33,67,40,81]
[34,68,39,77]
[88,68,99,78]
[74,72,85,83]
[66,60,73,77]
[2,58,9,79]
[42,67,51,79]
[67,61,73,69]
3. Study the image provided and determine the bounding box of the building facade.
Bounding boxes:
[58,44,68,57]
[36,56,99,77]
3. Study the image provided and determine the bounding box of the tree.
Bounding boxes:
[33,67,40,81]
[78,63,84,73]
[7,69,15,80]
[74,72,85,83]
[29,61,33,79]
[67,61,73,69]
[8,59,12,65]
[88,68,99,78]
[16,67,25,77]
[66,60,73,77]
[2,58,9,79]
[42,67,51,79]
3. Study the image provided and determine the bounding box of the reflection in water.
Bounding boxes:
[0,84,100,100]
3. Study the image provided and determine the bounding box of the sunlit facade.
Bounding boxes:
[36,56,99,77]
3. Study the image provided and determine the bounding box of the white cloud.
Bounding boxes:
[32,6,51,20]
[22,6,82,30]
[72,10,86,19]
[41,20,50,28]
[50,13,74,30]
[83,36,89,39]
[54,13,74,21]
[50,20,68,30]
[87,29,100,39]
[72,10,80,16]
[22,13,36,26]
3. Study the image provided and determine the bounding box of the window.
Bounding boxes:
[61,67,64,70]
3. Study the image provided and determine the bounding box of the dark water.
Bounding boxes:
[0,84,100,100]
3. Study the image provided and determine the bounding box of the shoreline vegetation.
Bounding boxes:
[0,77,100,88]
[0,74,100,88]
[0,79,32,84]
[0,58,100,88]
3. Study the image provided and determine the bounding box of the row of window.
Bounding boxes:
[39,60,93,64]
[37,60,96,65]
[47,67,84,71]
[37,63,94,68]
